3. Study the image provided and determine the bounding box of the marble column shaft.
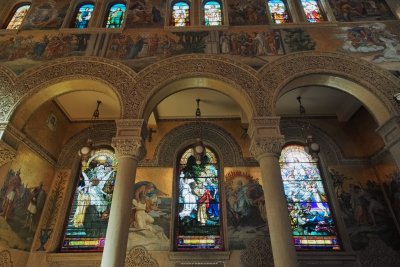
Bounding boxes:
[249,117,298,267]
[101,120,146,267]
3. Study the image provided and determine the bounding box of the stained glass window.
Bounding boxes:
[267,0,290,24]
[105,3,126,28]
[6,4,30,29]
[172,2,190,27]
[175,147,223,250]
[61,150,117,252]
[279,145,340,250]
[301,0,323,23]
[204,1,222,26]
[73,3,94,28]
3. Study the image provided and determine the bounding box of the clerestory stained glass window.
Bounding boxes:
[172,1,190,26]
[6,4,30,29]
[301,0,323,23]
[73,3,95,28]
[203,1,222,26]
[61,149,117,252]
[105,3,126,28]
[267,0,290,24]
[279,145,340,250]
[175,147,223,250]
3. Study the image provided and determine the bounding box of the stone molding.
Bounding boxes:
[259,52,400,117]
[376,116,400,149]
[146,122,249,167]
[47,253,101,267]
[0,249,13,267]
[0,141,16,167]
[125,246,158,267]
[248,117,285,158]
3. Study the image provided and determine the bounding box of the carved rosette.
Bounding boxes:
[125,246,158,267]
[0,142,16,167]
[112,137,146,160]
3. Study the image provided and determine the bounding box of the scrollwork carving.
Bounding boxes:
[0,250,13,267]
[0,142,16,167]
[112,137,146,160]
[250,136,285,159]
[125,246,158,267]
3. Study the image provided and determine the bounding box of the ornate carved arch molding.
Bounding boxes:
[134,55,264,119]
[57,122,116,168]
[259,52,400,118]
[147,122,250,167]
[280,119,370,166]
[0,65,17,123]
[13,57,137,121]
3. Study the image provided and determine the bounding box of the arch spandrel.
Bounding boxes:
[134,54,264,120]
[258,52,400,126]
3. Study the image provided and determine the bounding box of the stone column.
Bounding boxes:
[101,119,147,267]
[249,117,298,267]
[376,116,400,170]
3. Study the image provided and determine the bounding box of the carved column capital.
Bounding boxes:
[112,119,147,160]
[376,116,400,149]
[0,141,16,167]
[248,117,285,159]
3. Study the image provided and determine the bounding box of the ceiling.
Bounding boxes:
[55,86,363,123]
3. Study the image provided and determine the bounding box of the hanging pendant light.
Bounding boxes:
[193,99,205,165]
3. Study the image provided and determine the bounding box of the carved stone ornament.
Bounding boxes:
[0,142,16,167]
[376,116,400,148]
[112,137,146,160]
[240,238,274,267]
[125,246,158,267]
[0,250,13,267]
[250,136,285,159]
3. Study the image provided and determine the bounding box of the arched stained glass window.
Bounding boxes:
[172,1,190,27]
[175,146,223,250]
[5,4,30,29]
[105,3,126,28]
[61,149,117,252]
[267,0,290,24]
[279,145,340,250]
[301,0,323,23]
[72,3,95,28]
[203,1,222,26]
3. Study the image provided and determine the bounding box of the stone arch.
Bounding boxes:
[150,122,248,167]
[134,55,263,121]
[7,56,137,129]
[258,52,400,126]
[0,65,17,123]
[57,122,116,168]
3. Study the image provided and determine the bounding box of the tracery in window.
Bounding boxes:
[6,4,30,29]
[61,149,117,252]
[203,1,222,26]
[105,3,126,28]
[72,3,94,28]
[300,0,323,23]
[171,1,190,26]
[279,145,340,250]
[267,0,290,24]
[175,147,223,250]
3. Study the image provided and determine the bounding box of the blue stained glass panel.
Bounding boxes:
[106,3,126,28]
[176,147,222,250]
[280,145,340,250]
[61,150,117,252]
[172,2,190,26]
[204,1,222,26]
[74,4,94,28]
[267,0,290,24]
[301,0,323,23]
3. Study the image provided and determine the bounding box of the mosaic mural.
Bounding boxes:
[227,0,268,25]
[21,0,69,30]
[328,0,394,22]
[330,169,400,251]
[125,0,165,28]
[127,180,170,251]
[225,171,267,250]
[0,145,53,251]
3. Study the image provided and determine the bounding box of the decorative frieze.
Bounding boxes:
[0,142,16,167]
[125,246,158,267]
